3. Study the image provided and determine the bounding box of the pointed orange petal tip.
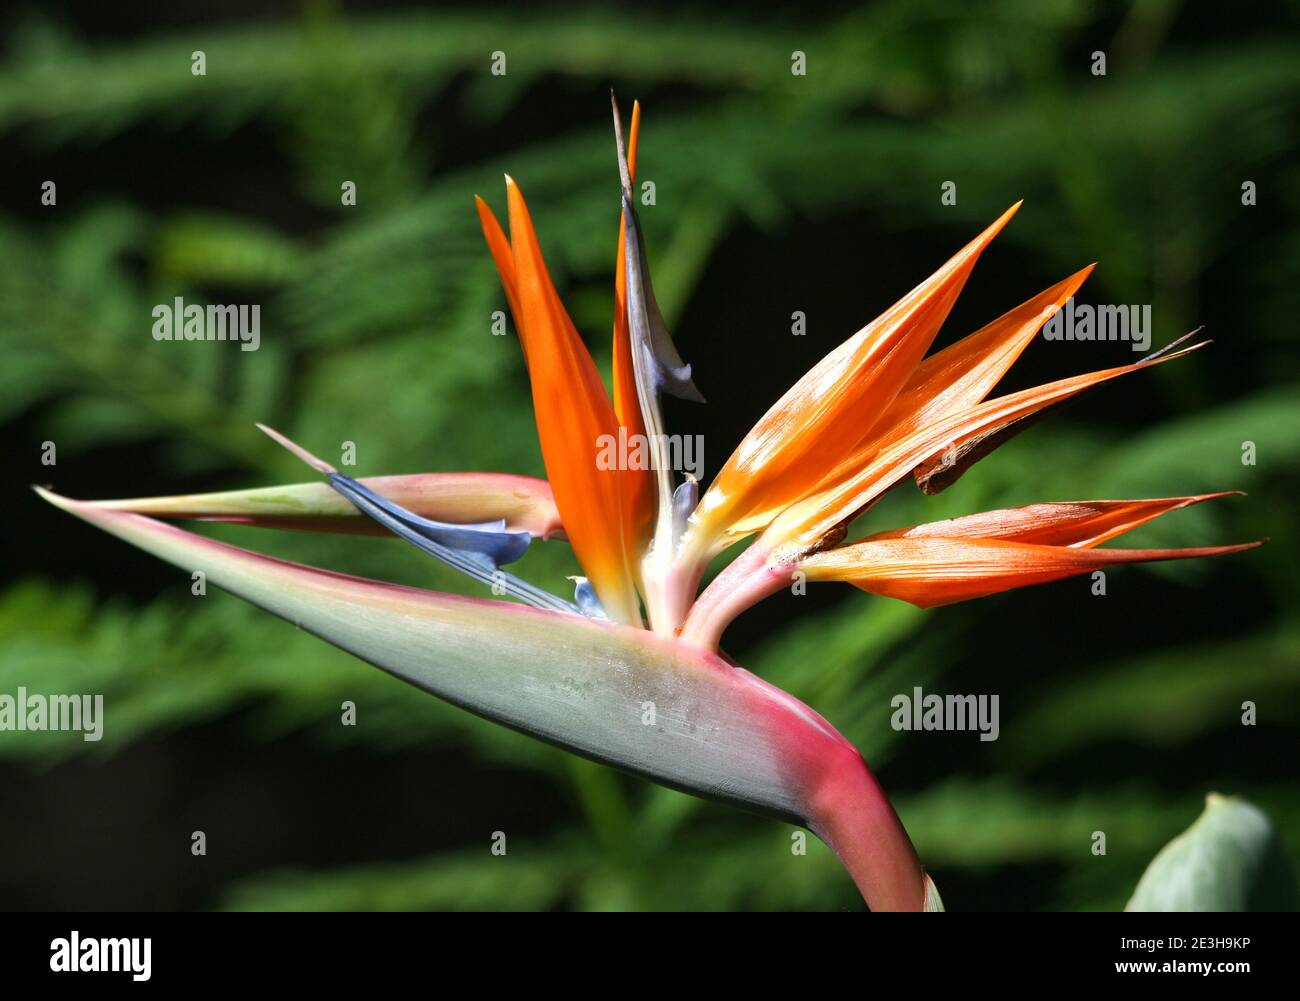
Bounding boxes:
[767,335,1218,549]
[690,203,1023,555]
[800,535,1262,609]
[862,491,1248,549]
[500,174,642,623]
[932,201,1020,277]
[875,261,1099,445]
[969,200,1021,251]
[476,191,523,340]
[609,95,654,563]
[628,99,641,173]
[953,201,1018,261]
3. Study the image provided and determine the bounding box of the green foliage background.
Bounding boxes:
[1,0,1297,910]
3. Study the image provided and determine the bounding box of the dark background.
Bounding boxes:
[2,0,1297,910]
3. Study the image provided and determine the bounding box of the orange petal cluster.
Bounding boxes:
[475,148,652,622]
[801,494,1259,608]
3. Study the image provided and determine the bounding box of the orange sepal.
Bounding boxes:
[874,265,1095,447]
[475,195,522,327]
[484,177,641,623]
[693,203,1021,546]
[801,535,1261,609]
[612,99,644,433]
[768,338,1209,550]
[610,101,653,574]
[864,492,1242,549]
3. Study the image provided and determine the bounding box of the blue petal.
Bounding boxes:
[570,577,608,618]
[330,474,531,565]
[326,473,578,614]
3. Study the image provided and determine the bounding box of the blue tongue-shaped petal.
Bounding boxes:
[325,474,576,612]
[328,475,530,566]
[569,577,608,619]
[256,425,580,615]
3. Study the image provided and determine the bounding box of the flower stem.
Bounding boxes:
[678,541,786,649]
[805,746,929,912]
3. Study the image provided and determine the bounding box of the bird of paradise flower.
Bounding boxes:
[38,97,1259,911]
